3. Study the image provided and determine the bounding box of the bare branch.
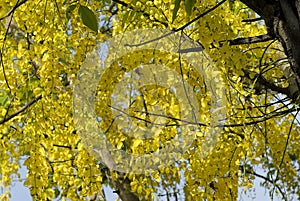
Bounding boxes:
[240,165,287,201]
[174,0,226,32]
[0,95,42,125]
[0,0,28,21]
[242,68,289,96]
[242,17,263,23]
[229,34,274,45]
[124,0,226,48]
[109,104,297,128]
[273,110,299,193]
[1,0,29,92]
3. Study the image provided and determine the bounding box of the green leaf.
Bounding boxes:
[63,0,70,5]
[78,5,98,33]
[172,0,181,23]
[54,187,60,198]
[228,0,235,11]
[0,90,8,106]
[288,152,297,161]
[66,4,77,21]
[184,0,194,16]
[121,10,130,27]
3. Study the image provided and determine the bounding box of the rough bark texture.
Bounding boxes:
[110,175,140,201]
[97,150,140,201]
[240,0,300,102]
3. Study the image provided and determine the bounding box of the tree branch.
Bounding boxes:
[242,17,263,23]
[242,68,289,96]
[100,162,139,201]
[229,34,274,45]
[111,176,139,201]
[124,0,226,48]
[239,0,279,34]
[278,0,300,76]
[239,165,287,201]
[0,0,28,21]
[109,104,297,128]
[0,95,42,125]
[112,0,168,28]
[1,0,29,92]
[240,0,300,103]
[174,0,226,32]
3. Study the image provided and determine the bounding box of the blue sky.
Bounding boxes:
[8,159,283,201]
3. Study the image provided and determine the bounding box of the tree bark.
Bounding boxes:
[240,0,300,102]
[111,176,140,201]
[97,150,140,201]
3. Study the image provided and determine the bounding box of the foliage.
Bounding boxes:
[0,0,299,200]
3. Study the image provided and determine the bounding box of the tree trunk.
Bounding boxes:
[240,0,300,101]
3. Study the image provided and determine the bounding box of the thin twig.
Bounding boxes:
[1,0,28,91]
[108,104,297,128]
[272,110,298,199]
[242,17,263,23]
[124,0,226,47]
[0,95,42,124]
[240,165,287,201]
[173,0,226,32]
[112,0,168,28]
[0,0,28,21]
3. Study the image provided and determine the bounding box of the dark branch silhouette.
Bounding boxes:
[0,95,42,125]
